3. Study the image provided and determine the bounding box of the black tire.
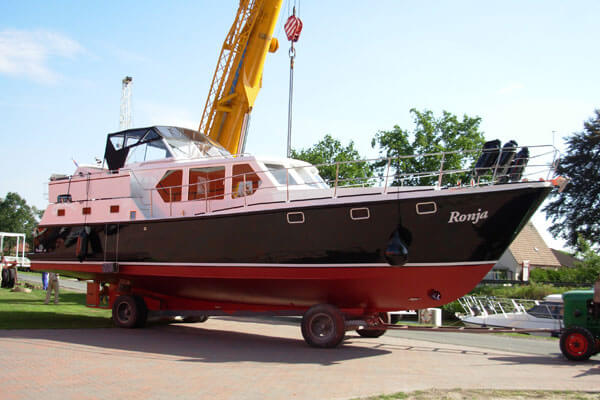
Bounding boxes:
[134,296,148,328]
[1,269,9,288]
[112,295,143,329]
[182,315,208,323]
[301,304,345,348]
[560,326,595,361]
[356,312,390,338]
[6,268,16,288]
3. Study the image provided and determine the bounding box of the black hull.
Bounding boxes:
[32,184,550,266]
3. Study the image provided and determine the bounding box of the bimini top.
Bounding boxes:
[104,126,231,170]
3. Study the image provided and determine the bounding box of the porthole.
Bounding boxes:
[416,202,437,215]
[287,211,305,224]
[350,207,370,220]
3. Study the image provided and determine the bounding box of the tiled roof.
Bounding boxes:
[551,249,580,268]
[508,222,561,268]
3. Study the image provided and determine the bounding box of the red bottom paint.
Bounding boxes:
[32,262,493,314]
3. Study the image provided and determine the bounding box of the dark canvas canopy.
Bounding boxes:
[104,126,230,170]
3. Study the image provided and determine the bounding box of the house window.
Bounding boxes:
[156,170,183,202]
[188,167,225,201]
[232,164,261,198]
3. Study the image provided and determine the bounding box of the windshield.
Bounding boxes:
[295,166,329,188]
[156,126,230,158]
[265,164,297,185]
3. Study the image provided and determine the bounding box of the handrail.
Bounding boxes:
[139,144,559,217]
[51,144,560,219]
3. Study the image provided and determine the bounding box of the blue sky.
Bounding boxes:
[1,1,599,250]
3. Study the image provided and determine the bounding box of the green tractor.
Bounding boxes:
[560,283,600,361]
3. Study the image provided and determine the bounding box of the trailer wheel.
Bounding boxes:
[301,304,345,348]
[112,295,143,329]
[560,327,595,361]
[356,312,390,338]
[134,296,148,328]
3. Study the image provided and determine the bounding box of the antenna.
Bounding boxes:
[119,76,133,130]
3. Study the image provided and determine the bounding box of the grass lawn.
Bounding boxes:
[0,286,112,329]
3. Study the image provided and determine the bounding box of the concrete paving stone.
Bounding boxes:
[0,317,598,400]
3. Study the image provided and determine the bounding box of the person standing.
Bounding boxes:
[44,272,59,304]
[42,272,49,290]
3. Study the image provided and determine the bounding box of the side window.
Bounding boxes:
[232,164,261,198]
[188,167,225,201]
[156,170,182,202]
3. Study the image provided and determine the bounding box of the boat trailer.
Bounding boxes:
[347,315,556,335]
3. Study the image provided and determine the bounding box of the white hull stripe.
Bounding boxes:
[31,260,496,268]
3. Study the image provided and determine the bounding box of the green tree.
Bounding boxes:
[573,236,600,282]
[291,134,373,186]
[0,192,42,250]
[544,110,600,249]
[530,237,600,284]
[371,108,486,186]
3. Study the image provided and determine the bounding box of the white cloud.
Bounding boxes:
[0,29,84,84]
[497,82,524,95]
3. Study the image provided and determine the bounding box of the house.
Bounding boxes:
[485,222,561,281]
[551,248,580,269]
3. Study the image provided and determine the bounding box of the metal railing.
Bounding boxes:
[458,296,562,321]
[135,144,559,217]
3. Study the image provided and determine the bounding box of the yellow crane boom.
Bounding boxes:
[198,0,282,155]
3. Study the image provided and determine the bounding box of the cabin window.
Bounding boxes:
[156,169,183,202]
[232,164,261,198]
[188,167,225,201]
[82,207,91,215]
[110,205,119,213]
[265,164,298,185]
[57,194,72,203]
[57,209,65,217]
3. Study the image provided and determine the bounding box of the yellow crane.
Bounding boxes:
[198,0,283,155]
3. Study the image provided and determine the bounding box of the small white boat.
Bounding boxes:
[457,294,563,335]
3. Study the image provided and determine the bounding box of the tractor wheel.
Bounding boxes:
[301,304,345,348]
[356,312,390,338]
[5,268,16,288]
[560,326,595,361]
[1,268,9,288]
[112,295,145,329]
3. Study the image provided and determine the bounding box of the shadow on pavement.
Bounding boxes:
[488,354,600,372]
[0,323,391,366]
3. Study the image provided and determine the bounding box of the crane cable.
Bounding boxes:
[284,4,302,158]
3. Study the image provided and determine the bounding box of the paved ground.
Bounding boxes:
[1,317,599,400]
